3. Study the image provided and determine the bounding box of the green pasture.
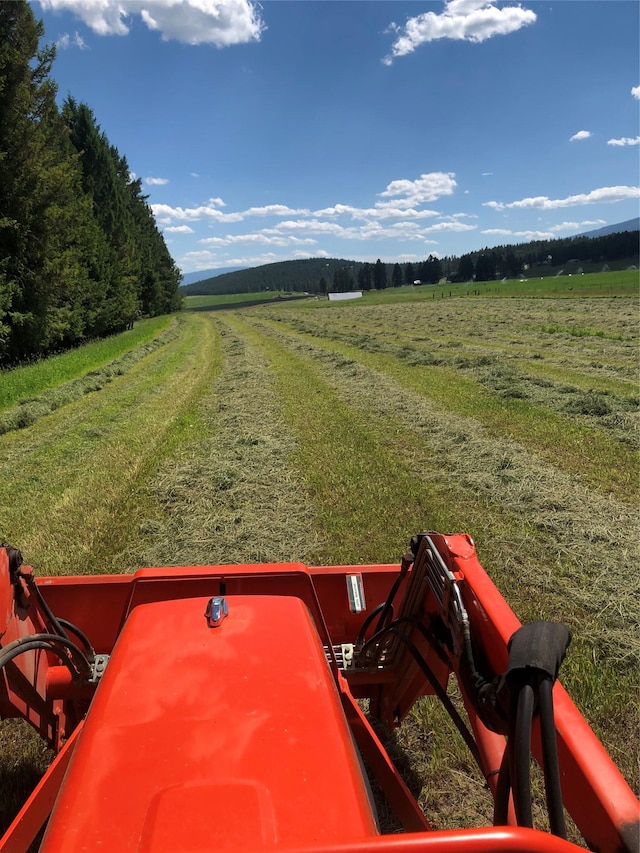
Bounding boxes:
[183,291,308,310]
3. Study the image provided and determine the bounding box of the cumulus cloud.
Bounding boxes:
[383,0,536,64]
[484,185,640,211]
[199,233,316,247]
[631,86,640,99]
[569,130,591,142]
[378,172,457,206]
[144,176,169,186]
[55,31,88,50]
[151,201,307,225]
[607,136,640,147]
[164,225,194,234]
[38,0,265,46]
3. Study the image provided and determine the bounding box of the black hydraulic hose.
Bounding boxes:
[383,626,483,772]
[373,568,406,635]
[21,572,69,641]
[0,632,92,678]
[0,640,79,680]
[512,679,535,828]
[493,743,511,826]
[57,618,96,660]
[538,674,567,838]
[19,571,96,661]
[356,603,388,648]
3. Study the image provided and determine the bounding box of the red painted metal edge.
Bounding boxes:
[339,676,433,833]
[0,722,83,853]
[290,826,585,853]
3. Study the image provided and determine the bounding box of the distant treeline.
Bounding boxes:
[183,229,639,297]
[0,3,181,366]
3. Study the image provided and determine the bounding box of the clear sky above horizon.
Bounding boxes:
[33,0,640,275]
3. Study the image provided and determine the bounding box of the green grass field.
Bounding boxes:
[0,282,638,835]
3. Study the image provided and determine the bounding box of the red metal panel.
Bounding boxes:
[287,826,585,853]
[0,722,83,852]
[40,594,378,852]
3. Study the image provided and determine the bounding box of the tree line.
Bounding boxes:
[184,227,637,299]
[0,2,181,366]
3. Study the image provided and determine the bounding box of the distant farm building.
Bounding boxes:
[328,291,363,302]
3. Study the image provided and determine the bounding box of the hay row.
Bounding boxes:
[139,320,319,568]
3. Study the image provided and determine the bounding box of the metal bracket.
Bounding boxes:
[88,654,109,684]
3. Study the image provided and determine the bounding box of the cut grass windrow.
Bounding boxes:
[0,315,173,412]
[266,306,638,500]
[0,318,182,437]
[136,319,319,569]
[0,313,218,576]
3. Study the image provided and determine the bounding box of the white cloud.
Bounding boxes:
[607,136,640,147]
[180,250,278,270]
[55,31,88,50]
[569,130,591,142]
[383,1,536,64]
[631,85,640,100]
[164,225,194,234]
[241,204,311,218]
[151,202,243,224]
[38,0,265,46]
[199,233,316,247]
[484,185,640,211]
[481,228,555,239]
[378,172,457,205]
[144,176,169,186]
[482,219,606,238]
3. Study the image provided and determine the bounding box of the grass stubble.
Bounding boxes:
[0,291,638,839]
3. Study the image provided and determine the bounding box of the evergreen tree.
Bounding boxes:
[392,263,403,287]
[358,263,372,291]
[458,254,475,281]
[0,2,101,360]
[475,253,496,282]
[374,259,387,289]
[419,255,442,284]
[404,262,415,284]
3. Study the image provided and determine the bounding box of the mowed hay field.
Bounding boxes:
[0,283,638,834]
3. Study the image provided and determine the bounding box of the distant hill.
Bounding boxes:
[180,258,367,296]
[179,226,638,297]
[578,218,639,238]
[180,266,247,286]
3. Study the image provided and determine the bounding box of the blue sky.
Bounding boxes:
[34,1,640,276]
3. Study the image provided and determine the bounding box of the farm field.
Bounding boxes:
[0,289,638,836]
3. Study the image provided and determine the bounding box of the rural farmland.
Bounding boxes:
[0,273,638,833]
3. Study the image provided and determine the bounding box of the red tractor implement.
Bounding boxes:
[1,533,638,852]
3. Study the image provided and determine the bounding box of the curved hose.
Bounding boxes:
[538,675,567,838]
[57,617,96,660]
[511,678,534,828]
[0,632,92,678]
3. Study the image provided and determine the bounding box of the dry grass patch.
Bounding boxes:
[136,318,320,567]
